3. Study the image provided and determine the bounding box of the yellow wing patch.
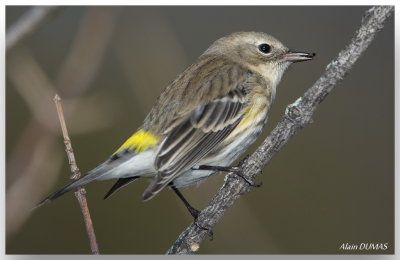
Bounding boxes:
[115,130,159,154]
[237,98,268,129]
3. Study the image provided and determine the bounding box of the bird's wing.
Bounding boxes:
[142,67,252,200]
[103,176,140,199]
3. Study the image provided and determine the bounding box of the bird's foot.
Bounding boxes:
[194,164,262,188]
[188,205,201,220]
[233,171,263,188]
[194,222,214,241]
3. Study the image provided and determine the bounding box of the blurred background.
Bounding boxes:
[5,6,394,254]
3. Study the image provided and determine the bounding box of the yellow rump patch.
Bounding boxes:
[115,130,159,154]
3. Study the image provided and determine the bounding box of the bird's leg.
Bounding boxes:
[193,164,262,188]
[192,165,241,173]
[169,184,214,240]
[169,184,200,219]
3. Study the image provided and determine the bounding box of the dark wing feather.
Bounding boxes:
[37,150,139,207]
[142,85,248,201]
[103,176,140,200]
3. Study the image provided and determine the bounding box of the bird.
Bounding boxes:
[38,32,314,218]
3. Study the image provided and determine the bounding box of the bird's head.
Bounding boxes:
[204,31,315,86]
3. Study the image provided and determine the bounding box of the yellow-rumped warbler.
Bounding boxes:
[39,32,314,217]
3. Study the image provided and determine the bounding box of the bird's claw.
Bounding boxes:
[194,222,214,241]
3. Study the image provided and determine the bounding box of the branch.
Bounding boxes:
[53,94,100,254]
[167,5,394,254]
[6,6,61,52]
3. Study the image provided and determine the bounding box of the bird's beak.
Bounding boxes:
[283,51,316,62]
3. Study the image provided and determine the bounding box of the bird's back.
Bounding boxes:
[141,55,250,136]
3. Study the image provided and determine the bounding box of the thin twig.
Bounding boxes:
[53,94,100,254]
[6,6,61,52]
[167,5,394,254]
[5,7,118,237]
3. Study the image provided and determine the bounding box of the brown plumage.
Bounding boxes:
[38,32,314,207]
[139,32,314,200]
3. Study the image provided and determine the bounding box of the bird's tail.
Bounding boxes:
[36,164,109,208]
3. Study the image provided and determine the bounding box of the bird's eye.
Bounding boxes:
[258,43,271,54]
